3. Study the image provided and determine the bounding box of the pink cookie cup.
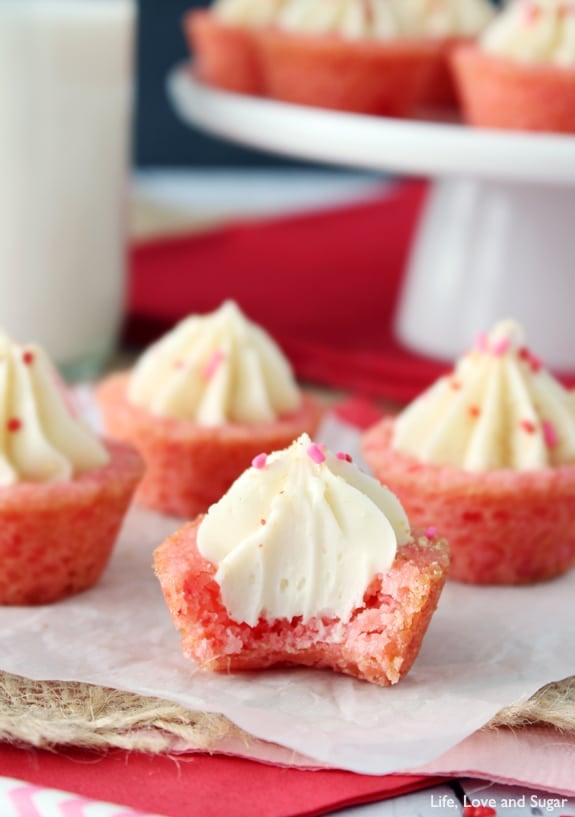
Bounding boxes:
[452,44,575,133]
[154,517,449,686]
[184,9,263,95]
[96,373,324,519]
[417,37,470,113]
[0,441,143,605]
[362,419,575,585]
[257,30,438,116]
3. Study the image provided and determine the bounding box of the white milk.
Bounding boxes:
[0,0,135,376]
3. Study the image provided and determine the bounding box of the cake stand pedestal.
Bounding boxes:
[168,67,575,370]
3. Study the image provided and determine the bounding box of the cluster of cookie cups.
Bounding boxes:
[187,8,575,133]
[187,9,471,118]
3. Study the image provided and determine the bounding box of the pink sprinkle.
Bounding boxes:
[524,3,541,24]
[543,420,559,449]
[336,452,353,463]
[476,331,488,352]
[493,337,510,357]
[520,419,536,434]
[252,453,267,469]
[425,526,437,539]
[307,444,326,464]
[202,349,225,381]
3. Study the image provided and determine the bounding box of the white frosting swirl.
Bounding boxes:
[388,0,495,40]
[392,319,575,472]
[0,332,109,486]
[213,0,494,39]
[197,433,411,626]
[481,0,575,67]
[213,0,287,27]
[128,301,301,425]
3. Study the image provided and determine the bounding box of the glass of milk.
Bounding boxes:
[0,0,135,379]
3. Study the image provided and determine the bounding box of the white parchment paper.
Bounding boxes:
[0,412,574,775]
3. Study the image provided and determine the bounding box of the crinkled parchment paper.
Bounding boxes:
[0,413,574,774]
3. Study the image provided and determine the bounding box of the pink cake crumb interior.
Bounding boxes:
[154,517,449,686]
[362,418,575,585]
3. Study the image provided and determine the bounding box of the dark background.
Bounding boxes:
[135,0,502,168]
[136,0,301,167]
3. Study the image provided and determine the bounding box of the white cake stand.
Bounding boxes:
[168,66,575,370]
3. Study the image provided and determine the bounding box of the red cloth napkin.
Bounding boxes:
[0,745,445,817]
[129,180,575,403]
[127,181,453,404]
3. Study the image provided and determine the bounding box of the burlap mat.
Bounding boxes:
[1,671,574,757]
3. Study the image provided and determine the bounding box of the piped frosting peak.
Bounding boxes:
[392,319,575,471]
[197,433,411,625]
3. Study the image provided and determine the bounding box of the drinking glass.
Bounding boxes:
[0,0,136,379]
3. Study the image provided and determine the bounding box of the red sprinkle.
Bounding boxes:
[6,418,22,433]
[519,346,542,373]
[520,419,536,434]
[336,452,352,463]
[529,355,542,373]
[425,526,437,539]
[260,518,266,526]
[469,405,481,418]
[543,419,559,449]
[463,807,497,817]
[252,453,267,469]
[202,349,225,381]
[22,350,34,366]
[307,443,326,464]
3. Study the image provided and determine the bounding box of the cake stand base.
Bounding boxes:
[395,177,575,370]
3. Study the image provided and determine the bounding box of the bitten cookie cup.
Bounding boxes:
[154,517,449,686]
[96,373,324,519]
[184,9,263,95]
[0,441,144,606]
[363,419,575,586]
[452,44,575,133]
[256,31,438,116]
